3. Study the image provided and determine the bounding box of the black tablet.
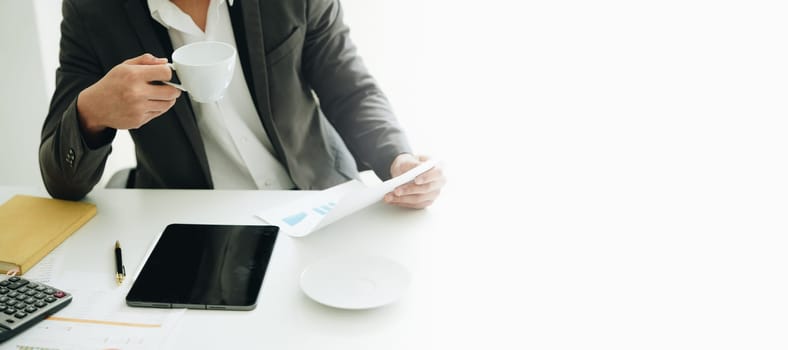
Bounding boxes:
[126,224,278,311]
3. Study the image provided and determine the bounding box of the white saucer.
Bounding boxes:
[300,255,411,310]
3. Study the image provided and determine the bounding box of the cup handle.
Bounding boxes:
[163,63,186,91]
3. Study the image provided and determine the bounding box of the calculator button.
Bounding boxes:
[44,297,56,303]
[34,301,46,308]
[15,294,26,301]
[0,287,8,294]
[7,277,20,283]
[24,306,37,313]
[7,292,18,298]
[25,290,36,297]
[4,301,16,308]
[3,308,15,315]
[14,312,26,319]
[0,281,9,287]
[17,287,29,294]
[7,282,28,290]
[34,292,46,299]
[0,297,8,304]
[34,286,46,292]
[43,288,55,295]
[24,297,36,304]
[53,291,65,298]
[0,305,5,312]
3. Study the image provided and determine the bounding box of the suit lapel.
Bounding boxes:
[124,0,213,187]
[233,0,287,163]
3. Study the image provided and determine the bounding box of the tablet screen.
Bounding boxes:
[126,224,278,310]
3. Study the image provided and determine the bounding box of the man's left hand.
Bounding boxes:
[385,154,446,209]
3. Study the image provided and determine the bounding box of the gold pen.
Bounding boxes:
[114,240,126,285]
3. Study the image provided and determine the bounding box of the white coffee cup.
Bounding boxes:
[164,41,236,103]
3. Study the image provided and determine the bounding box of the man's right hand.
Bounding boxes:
[76,53,181,139]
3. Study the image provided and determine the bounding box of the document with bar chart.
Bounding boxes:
[256,159,438,237]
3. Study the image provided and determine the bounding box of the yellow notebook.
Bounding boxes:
[0,194,96,275]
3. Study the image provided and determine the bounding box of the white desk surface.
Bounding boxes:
[2,182,787,349]
[0,187,438,349]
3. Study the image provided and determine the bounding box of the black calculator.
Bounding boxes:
[0,275,72,343]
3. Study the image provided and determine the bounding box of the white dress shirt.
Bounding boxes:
[148,0,295,190]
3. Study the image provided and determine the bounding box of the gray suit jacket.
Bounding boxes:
[40,0,411,200]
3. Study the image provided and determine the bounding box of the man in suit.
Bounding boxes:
[40,0,445,209]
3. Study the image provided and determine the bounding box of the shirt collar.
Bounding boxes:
[147,0,233,36]
[147,0,233,13]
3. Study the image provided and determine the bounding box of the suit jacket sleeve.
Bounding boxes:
[302,0,412,181]
[39,0,116,200]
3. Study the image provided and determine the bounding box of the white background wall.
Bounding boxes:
[0,1,50,187]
